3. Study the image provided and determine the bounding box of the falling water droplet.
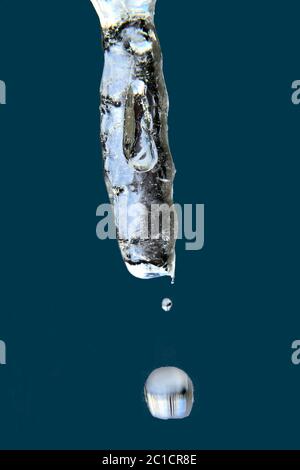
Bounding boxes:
[162,298,172,312]
[144,367,194,420]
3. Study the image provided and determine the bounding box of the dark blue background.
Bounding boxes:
[0,0,299,449]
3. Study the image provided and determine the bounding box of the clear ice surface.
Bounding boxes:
[144,367,194,420]
[91,0,176,279]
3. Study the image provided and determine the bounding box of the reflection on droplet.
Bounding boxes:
[144,367,194,420]
[161,298,172,311]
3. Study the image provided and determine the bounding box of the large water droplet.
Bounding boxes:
[144,367,194,420]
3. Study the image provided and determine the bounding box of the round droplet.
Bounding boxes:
[162,298,172,311]
[144,367,194,420]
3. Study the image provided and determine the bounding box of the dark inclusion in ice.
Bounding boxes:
[91,0,176,280]
[144,367,194,420]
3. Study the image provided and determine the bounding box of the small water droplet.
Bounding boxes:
[162,298,172,312]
